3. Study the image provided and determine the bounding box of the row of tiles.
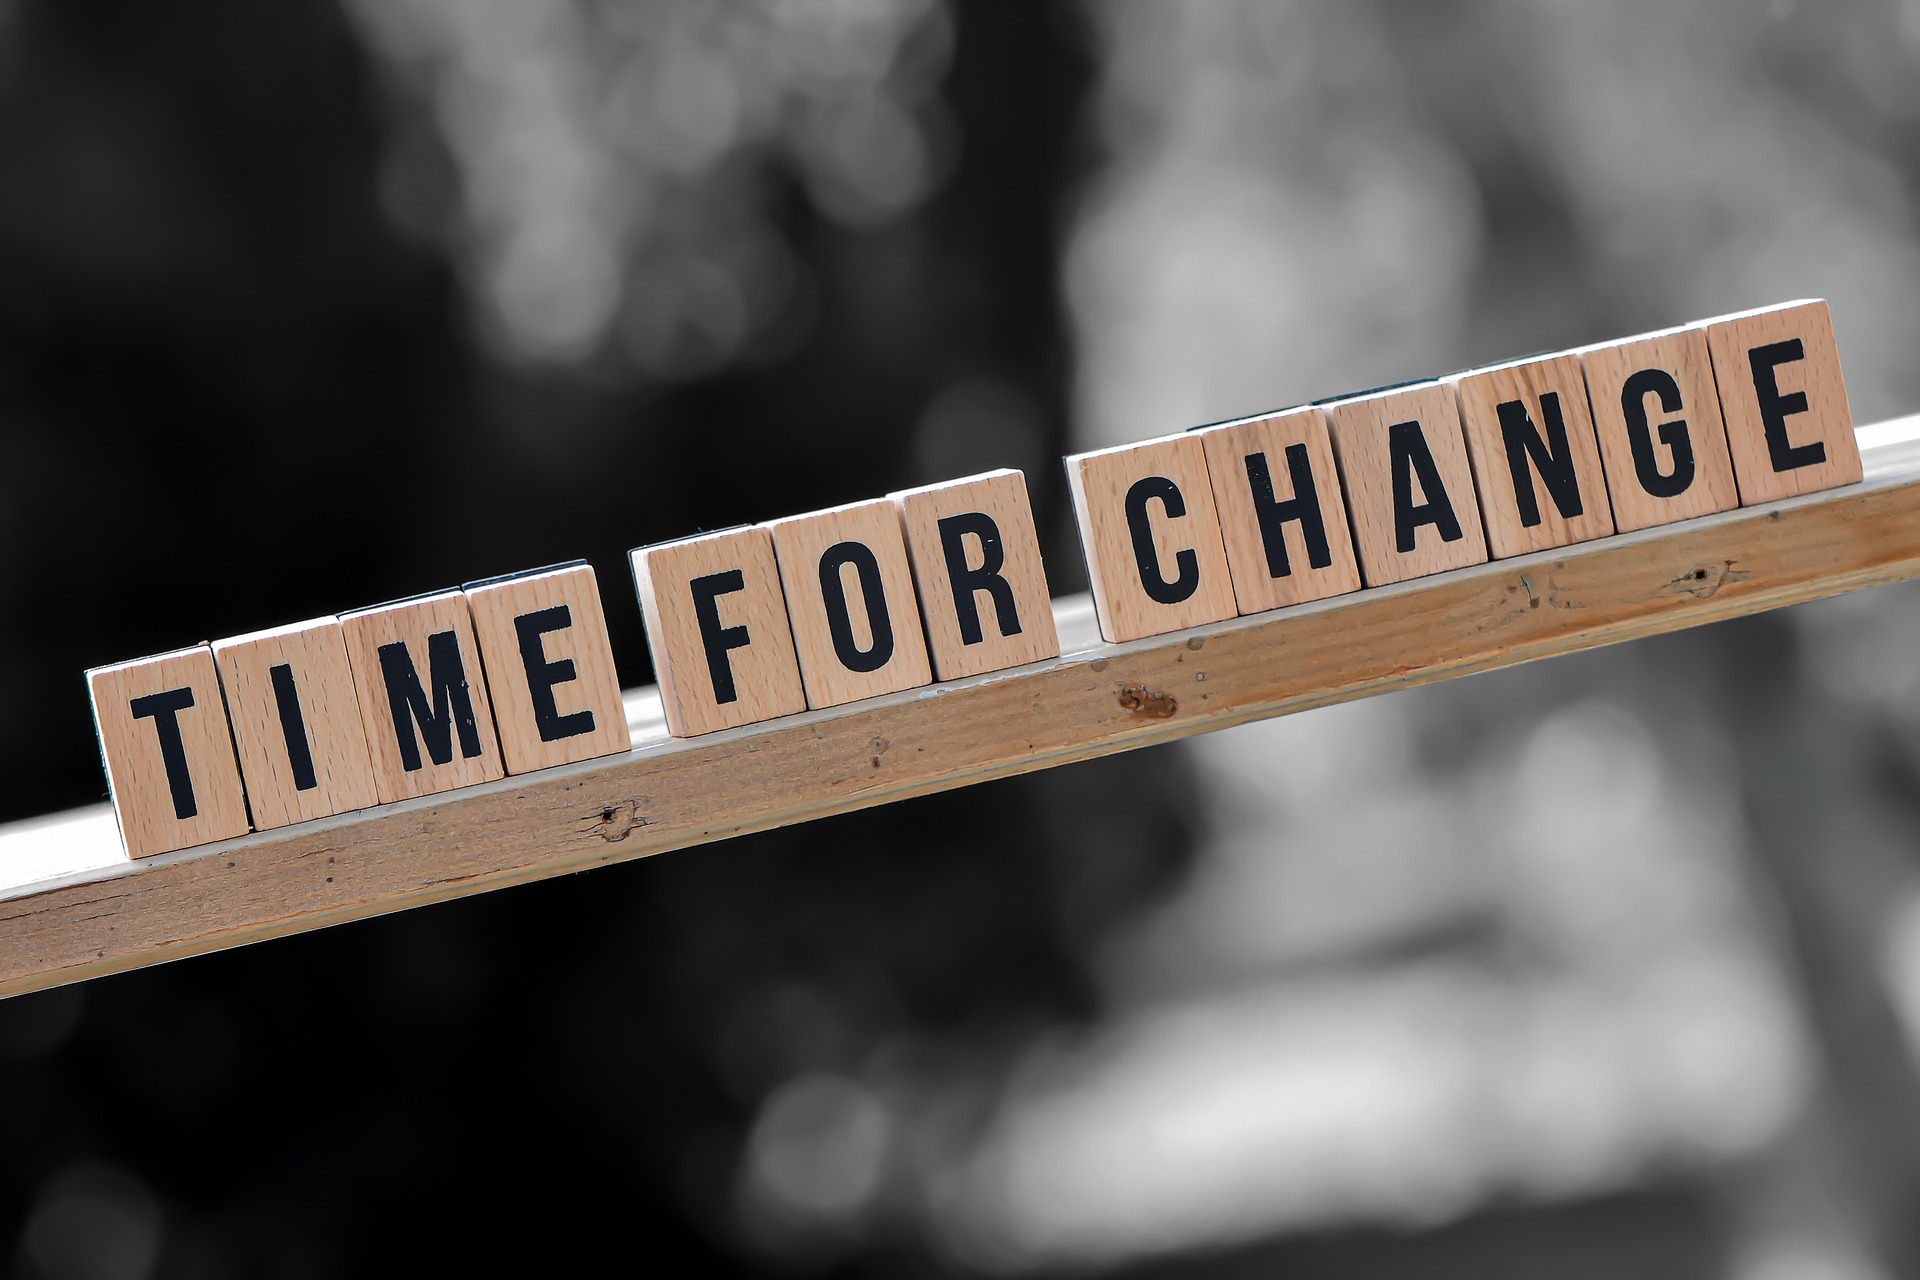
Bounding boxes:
[87,298,1857,860]
[87,564,632,859]
[87,469,1072,859]
[1067,298,1859,644]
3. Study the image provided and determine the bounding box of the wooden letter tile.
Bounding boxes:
[890,468,1060,680]
[1450,353,1615,558]
[88,645,251,858]
[1323,382,1489,586]
[1065,434,1237,643]
[340,591,505,804]
[465,561,632,775]
[1578,326,1739,533]
[1702,298,1860,504]
[630,526,807,737]
[1195,408,1361,613]
[766,498,933,709]
[212,618,379,830]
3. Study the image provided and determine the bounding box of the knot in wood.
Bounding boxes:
[1117,685,1178,718]
[1670,561,1750,600]
[589,799,650,843]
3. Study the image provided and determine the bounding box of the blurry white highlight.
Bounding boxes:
[741,1073,895,1236]
[918,700,1806,1271]
[346,0,949,371]
[0,807,125,901]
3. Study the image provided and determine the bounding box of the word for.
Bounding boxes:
[88,299,1856,861]
[630,468,1058,736]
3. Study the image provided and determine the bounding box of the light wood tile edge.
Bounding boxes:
[4,419,1920,999]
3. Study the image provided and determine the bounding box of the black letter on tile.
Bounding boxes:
[1389,421,1465,552]
[690,570,751,705]
[269,664,318,791]
[516,605,594,742]
[378,632,484,771]
[129,687,199,820]
[1126,476,1199,605]
[1497,392,1585,526]
[1245,445,1333,578]
[1749,339,1825,473]
[819,542,895,674]
[1621,368,1696,499]
[938,512,1022,645]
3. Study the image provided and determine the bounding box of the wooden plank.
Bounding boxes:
[5,417,1920,1000]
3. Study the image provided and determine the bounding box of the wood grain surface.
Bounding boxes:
[766,498,933,709]
[8,418,1920,1001]
[86,645,251,859]
[630,526,806,737]
[340,591,505,804]
[891,469,1060,681]
[1195,408,1362,614]
[1450,353,1616,558]
[1323,382,1490,586]
[212,618,380,829]
[1065,434,1237,642]
[1578,326,1740,533]
[465,563,632,774]
[1704,299,1862,503]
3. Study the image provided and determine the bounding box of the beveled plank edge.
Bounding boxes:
[3,417,1919,998]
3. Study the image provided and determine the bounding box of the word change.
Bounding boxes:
[1064,299,1857,642]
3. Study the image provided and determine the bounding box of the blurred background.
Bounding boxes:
[2,0,1920,1276]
